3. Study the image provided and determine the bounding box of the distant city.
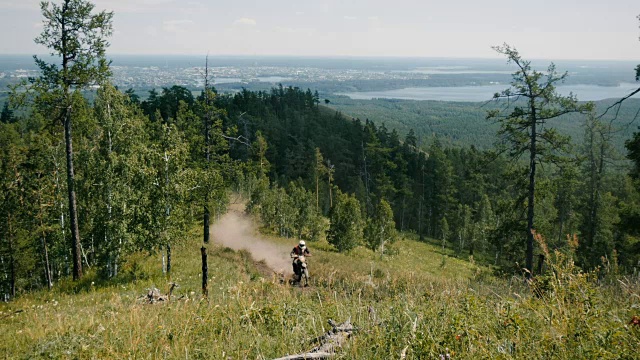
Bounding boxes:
[1,55,638,102]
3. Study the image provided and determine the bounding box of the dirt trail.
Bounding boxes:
[210,209,294,275]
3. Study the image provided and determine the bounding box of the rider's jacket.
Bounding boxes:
[290,245,310,258]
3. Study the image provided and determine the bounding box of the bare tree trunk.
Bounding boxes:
[64,110,82,280]
[361,142,372,213]
[41,235,52,290]
[203,55,211,244]
[537,254,545,274]
[201,246,208,297]
[166,244,172,275]
[40,231,53,290]
[401,196,406,231]
[52,153,65,282]
[526,104,537,278]
[8,216,16,299]
[1,256,8,301]
[204,205,210,244]
[37,191,53,290]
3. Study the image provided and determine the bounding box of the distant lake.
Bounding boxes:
[338,83,640,102]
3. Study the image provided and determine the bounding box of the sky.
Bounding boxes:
[0,0,639,60]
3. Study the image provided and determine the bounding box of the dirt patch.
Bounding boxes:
[210,210,295,276]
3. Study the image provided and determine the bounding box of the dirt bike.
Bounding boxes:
[291,254,310,287]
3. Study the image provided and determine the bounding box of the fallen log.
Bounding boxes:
[271,352,334,360]
[139,283,179,304]
[271,319,356,360]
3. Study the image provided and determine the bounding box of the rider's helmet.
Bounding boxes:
[299,240,306,249]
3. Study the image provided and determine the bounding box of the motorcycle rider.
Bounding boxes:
[290,240,311,276]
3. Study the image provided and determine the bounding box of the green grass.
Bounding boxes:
[1,224,639,359]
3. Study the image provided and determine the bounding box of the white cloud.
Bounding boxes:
[368,16,379,21]
[234,17,257,26]
[33,21,43,28]
[343,16,358,20]
[163,19,193,33]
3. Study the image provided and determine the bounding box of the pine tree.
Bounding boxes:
[0,103,15,124]
[487,44,592,277]
[32,0,113,280]
[579,113,619,267]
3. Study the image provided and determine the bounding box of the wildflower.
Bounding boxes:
[630,316,640,326]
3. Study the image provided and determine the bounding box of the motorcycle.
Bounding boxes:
[291,254,310,287]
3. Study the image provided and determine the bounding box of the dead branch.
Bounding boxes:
[597,87,640,120]
[0,309,24,319]
[220,133,252,147]
[139,283,179,304]
[271,353,334,360]
[271,319,356,360]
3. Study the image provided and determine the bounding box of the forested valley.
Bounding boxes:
[3,64,640,298]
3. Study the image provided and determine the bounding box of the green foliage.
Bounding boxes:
[250,131,270,179]
[85,84,149,277]
[138,122,190,253]
[0,103,15,124]
[627,128,640,180]
[141,85,195,122]
[328,97,639,152]
[328,192,363,252]
[18,0,116,282]
[364,198,398,254]
[34,0,113,91]
[487,44,593,275]
[247,180,325,241]
[0,124,29,299]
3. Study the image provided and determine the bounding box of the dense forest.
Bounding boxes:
[327,96,640,150]
[3,77,640,299]
[1,0,640,301]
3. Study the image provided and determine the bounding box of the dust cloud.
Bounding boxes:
[210,210,295,275]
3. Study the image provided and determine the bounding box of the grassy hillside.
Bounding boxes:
[1,212,638,359]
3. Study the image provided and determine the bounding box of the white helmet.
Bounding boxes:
[299,240,306,248]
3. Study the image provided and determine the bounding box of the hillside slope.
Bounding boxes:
[1,208,638,359]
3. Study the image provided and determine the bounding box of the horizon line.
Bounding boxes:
[0,53,638,63]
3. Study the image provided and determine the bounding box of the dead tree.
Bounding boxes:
[271,319,356,360]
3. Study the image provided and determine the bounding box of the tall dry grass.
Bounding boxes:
[1,226,638,359]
